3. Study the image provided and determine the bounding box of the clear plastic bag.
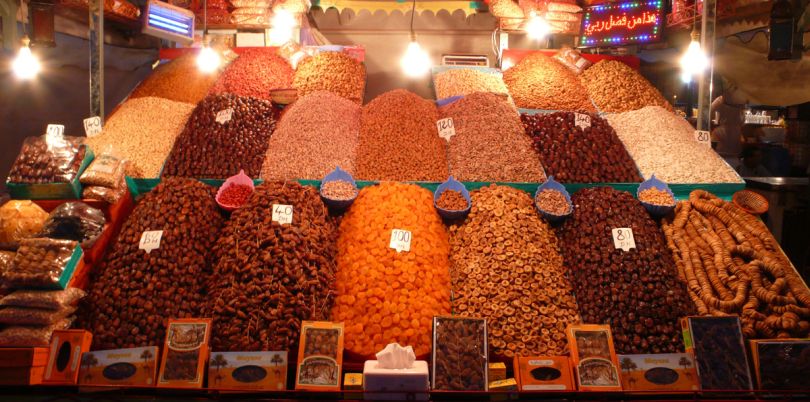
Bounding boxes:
[231,7,270,25]
[80,152,124,187]
[0,287,86,310]
[0,317,73,347]
[553,46,592,74]
[0,305,76,325]
[6,238,78,289]
[37,202,106,248]
[0,200,50,243]
[231,0,270,7]
[83,185,125,204]
[7,135,86,184]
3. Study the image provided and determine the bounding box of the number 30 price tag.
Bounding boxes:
[389,229,412,253]
[272,204,293,225]
[139,230,163,253]
[694,130,711,147]
[612,228,636,251]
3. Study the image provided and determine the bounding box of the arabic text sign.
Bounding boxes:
[580,0,664,47]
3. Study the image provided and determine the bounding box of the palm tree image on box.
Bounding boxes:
[211,354,228,386]
[271,353,284,378]
[141,349,154,373]
[620,357,638,389]
[678,356,693,380]
[82,353,99,383]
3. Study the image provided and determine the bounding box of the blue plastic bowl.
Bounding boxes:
[637,174,676,216]
[320,167,358,210]
[534,176,573,223]
[436,96,464,107]
[434,176,472,221]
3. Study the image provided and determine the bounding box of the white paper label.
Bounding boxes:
[139,230,163,253]
[436,118,456,141]
[612,228,636,251]
[46,124,65,141]
[272,204,293,225]
[216,108,234,124]
[694,130,711,147]
[389,229,412,253]
[83,116,102,137]
[574,113,591,130]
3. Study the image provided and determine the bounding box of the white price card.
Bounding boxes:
[46,124,65,138]
[436,118,456,141]
[83,116,102,138]
[272,204,293,225]
[389,229,412,253]
[139,230,163,253]
[216,108,234,124]
[612,228,636,251]
[694,130,711,147]
[574,113,591,130]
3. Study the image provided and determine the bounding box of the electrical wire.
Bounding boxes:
[410,0,416,41]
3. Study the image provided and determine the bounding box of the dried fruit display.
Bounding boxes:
[332,183,451,357]
[210,48,293,100]
[662,190,810,339]
[163,93,277,179]
[450,185,580,357]
[261,91,360,180]
[439,92,545,182]
[356,90,448,181]
[130,54,221,104]
[8,136,86,184]
[579,60,672,113]
[503,53,595,111]
[434,69,509,99]
[436,190,466,211]
[205,182,337,351]
[86,97,195,178]
[559,187,694,354]
[432,317,487,390]
[77,178,225,350]
[293,52,365,103]
[521,112,641,183]
[606,106,742,183]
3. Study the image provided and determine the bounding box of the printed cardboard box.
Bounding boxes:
[43,329,93,384]
[208,351,287,390]
[681,316,753,391]
[295,321,344,391]
[566,324,622,391]
[78,346,159,386]
[157,318,212,389]
[617,353,698,392]
[750,339,810,390]
[514,356,575,391]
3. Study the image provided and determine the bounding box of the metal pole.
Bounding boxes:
[696,0,716,131]
[1,0,18,50]
[89,0,104,121]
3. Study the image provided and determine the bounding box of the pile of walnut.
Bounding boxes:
[662,190,810,338]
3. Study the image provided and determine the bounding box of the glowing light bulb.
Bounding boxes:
[12,38,40,80]
[679,39,708,79]
[269,9,296,44]
[197,45,221,73]
[525,12,551,40]
[501,58,514,71]
[401,41,431,78]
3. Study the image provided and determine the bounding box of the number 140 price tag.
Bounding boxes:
[272,204,293,225]
[389,229,412,253]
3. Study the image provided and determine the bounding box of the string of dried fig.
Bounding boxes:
[663,190,810,338]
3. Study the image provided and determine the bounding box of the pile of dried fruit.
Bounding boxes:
[293,52,365,103]
[521,112,641,183]
[86,97,195,177]
[450,185,580,357]
[78,178,225,349]
[205,182,337,351]
[433,317,487,390]
[261,91,360,180]
[662,190,810,339]
[579,60,672,113]
[356,90,448,181]
[535,189,570,215]
[606,106,742,183]
[163,93,277,179]
[130,54,221,104]
[210,48,293,100]
[436,190,467,211]
[320,180,356,200]
[559,187,694,354]
[440,92,545,182]
[503,53,595,111]
[434,69,509,99]
[332,183,451,357]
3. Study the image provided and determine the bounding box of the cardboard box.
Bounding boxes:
[488,362,507,382]
[489,378,518,391]
[514,356,575,391]
[0,348,50,367]
[207,351,287,390]
[681,316,752,391]
[79,346,159,386]
[43,329,93,384]
[566,324,622,391]
[344,373,363,390]
[616,353,698,392]
[750,339,810,390]
[432,316,488,391]
[295,321,344,391]
[0,366,44,385]
[157,318,212,389]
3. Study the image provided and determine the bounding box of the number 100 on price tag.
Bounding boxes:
[272,204,293,225]
[389,229,412,252]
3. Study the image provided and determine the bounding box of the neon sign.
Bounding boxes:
[579,1,664,47]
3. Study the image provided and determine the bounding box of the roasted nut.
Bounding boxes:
[503,53,595,112]
[210,48,293,100]
[293,52,365,104]
[579,60,673,113]
[638,188,674,206]
[434,69,509,99]
[130,54,220,104]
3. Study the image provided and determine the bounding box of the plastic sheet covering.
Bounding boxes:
[0,288,86,310]
[37,202,106,249]
[6,238,78,288]
[0,317,74,347]
[0,201,49,243]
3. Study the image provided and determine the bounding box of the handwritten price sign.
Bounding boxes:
[272,204,293,225]
[612,228,636,251]
[389,229,412,253]
[694,130,711,147]
[139,230,163,253]
[574,113,591,130]
[216,108,233,124]
[436,118,456,141]
[83,116,102,138]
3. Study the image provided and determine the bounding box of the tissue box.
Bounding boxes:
[566,324,622,391]
[43,330,93,384]
[616,353,698,392]
[681,316,752,391]
[363,360,429,400]
[514,356,575,391]
[750,339,810,390]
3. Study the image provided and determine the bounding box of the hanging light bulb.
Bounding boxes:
[401,40,431,78]
[525,11,551,40]
[269,9,297,45]
[197,36,221,73]
[12,36,41,80]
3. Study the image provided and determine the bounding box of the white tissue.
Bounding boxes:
[375,343,416,369]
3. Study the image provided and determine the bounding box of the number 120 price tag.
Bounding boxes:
[389,229,412,253]
[436,118,456,141]
[272,204,293,225]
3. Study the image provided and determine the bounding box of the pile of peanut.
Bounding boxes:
[293,51,366,104]
[580,60,673,113]
[130,54,221,104]
[434,69,509,100]
[503,53,595,112]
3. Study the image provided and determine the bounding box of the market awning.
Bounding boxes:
[312,0,484,16]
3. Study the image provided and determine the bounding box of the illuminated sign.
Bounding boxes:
[142,0,195,45]
[579,0,664,47]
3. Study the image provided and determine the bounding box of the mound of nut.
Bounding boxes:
[449,185,580,357]
[579,60,673,113]
[559,187,694,354]
[163,93,277,179]
[205,182,337,351]
[293,51,366,104]
[503,53,595,112]
[78,178,225,350]
[210,48,293,100]
[434,69,509,99]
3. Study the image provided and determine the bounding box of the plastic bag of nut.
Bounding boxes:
[37,202,106,249]
[5,238,78,289]
[7,135,86,184]
[432,316,488,391]
[0,305,76,326]
[0,317,73,347]
[552,46,592,75]
[80,150,125,188]
[0,287,86,310]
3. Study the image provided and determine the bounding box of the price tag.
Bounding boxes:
[46,124,65,138]
[139,230,163,253]
[694,130,711,147]
[574,113,591,130]
[612,228,636,251]
[216,108,233,124]
[389,229,412,253]
[272,204,293,225]
[436,118,456,141]
[83,116,102,138]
